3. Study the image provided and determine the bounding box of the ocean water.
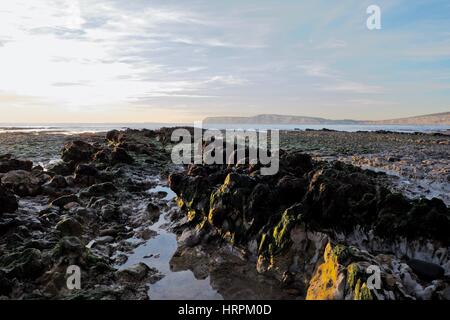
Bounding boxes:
[0,122,448,134]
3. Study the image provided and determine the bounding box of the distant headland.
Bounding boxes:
[204,111,450,125]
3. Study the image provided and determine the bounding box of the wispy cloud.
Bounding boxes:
[0,0,449,122]
[321,81,383,94]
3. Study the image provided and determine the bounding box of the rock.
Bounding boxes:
[46,161,75,176]
[64,202,80,210]
[146,203,160,222]
[0,184,18,214]
[106,129,122,143]
[92,148,112,163]
[0,155,33,173]
[406,259,445,281]
[74,163,99,186]
[61,140,97,163]
[275,175,306,203]
[56,217,83,236]
[178,228,201,247]
[1,170,41,196]
[306,242,372,300]
[99,227,119,237]
[45,175,68,189]
[281,151,313,175]
[441,287,450,300]
[115,263,152,282]
[75,164,99,177]
[0,270,12,295]
[0,248,45,279]
[93,236,115,245]
[50,194,79,208]
[52,236,100,267]
[100,204,118,221]
[111,147,134,165]
[137,228,157,240]
[81,182,117,197]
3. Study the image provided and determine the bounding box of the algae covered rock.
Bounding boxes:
[306,242,387,300]
[169,148,450,300]
[56,217,83,236]
[0,248,47,280]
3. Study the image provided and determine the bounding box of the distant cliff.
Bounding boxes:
[367,112,450,125]
[203,112,450,125]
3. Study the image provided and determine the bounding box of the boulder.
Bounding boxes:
[74,163,99,186]
[406,259,445,281]
[115,263,153,282]
[147,203,160,222]
[0,184,18,214]
[92,148,112,163]
[111,147,134,165]
[46,161,75,176]
[106,129,122,143]
[178,228,201,247]
[56,217,83,236]
[81,182,118,197]
[61,140,97,163]
[0,248,46,279]
[50,194,79,208]
[100,204,118,221]
[44,175,68,189]
[0,155,33,173]
[1,170,41,196]
[52,236,100,267]
[75,164,99,177]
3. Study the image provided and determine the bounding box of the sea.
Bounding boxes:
[0,123,448,134]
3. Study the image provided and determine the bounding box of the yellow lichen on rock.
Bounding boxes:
[306,242,342,300]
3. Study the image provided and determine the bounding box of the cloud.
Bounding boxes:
[0,0,449,122]
[205,75,248,86]
[0,0,253,111]
[317,40,347,49]
[321,81,383,94]
[298,62,336,78]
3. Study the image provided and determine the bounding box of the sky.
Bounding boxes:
[0,0,449,123]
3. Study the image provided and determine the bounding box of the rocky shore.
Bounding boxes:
[0,128,449,300]
[0,129,174,299]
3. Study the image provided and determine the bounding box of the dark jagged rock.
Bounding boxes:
[75,163,99,177]
[0,155,33,173]
[61,140,97,163]
[55,217,83,236]
[115,263,156,283]
[45,175,68,189]
[406,259,445,281]
[1,170,41,196]
[100,204,118,221]
[50,194,79,208]
[0,183,18,214]
[146,203,160,222]
[0,248,47,279]
[74,163,99,186]
[81,182,117,197]
[92,148,112,163]
[111,147,134,165]
[47,161,75,176]
[52,236,101,268]
[106,129,155,156]
[170,151,450,268]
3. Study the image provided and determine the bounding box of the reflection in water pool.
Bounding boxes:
[120,185,223,300]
